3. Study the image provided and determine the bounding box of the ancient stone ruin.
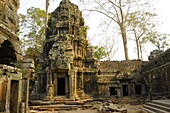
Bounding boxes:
[29,1,170,112]
[31,0,146,101]
[31,0,98,100]
[0,0,170,113]
[141,49,170,99]
[0,0,34,113]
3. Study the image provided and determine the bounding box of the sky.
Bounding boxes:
[18,0,170,61]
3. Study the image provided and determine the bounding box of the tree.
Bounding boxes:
[81,0,158,60]
[143,32,169,50]
[100,36,119,61]
[45,0,50,29]
[94,46,107,60]
[127,11,157,60]
[45,0,60,28]
[83,0,143,60]
[19,7,47,61]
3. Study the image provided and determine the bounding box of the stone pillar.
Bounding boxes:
[132,83,136,97]
[65,74,69,98]
[73,70,79,100]
[117,83,122,98]
[46,69,54,100]
[68,69,78,100]
[25,71,30,113]
[5,78,10,113]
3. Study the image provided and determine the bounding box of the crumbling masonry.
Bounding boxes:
[31,0,147,101]
[0,0,34,113]
[141,49,170,99]
[0,0,169,112]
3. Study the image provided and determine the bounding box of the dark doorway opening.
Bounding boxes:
[10,80,19,113]
[110,87,117,95]
[0,40,16,65]
[57,78,66,95]
[122,85,128,96]
[135,85,142,95]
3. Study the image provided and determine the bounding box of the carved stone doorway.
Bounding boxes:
[135,85,142,95]
[10,80,19,113]
[57,78,66,95]
[122,85,128,96]
[109,87,117,95]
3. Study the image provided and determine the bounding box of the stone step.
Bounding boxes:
[141,100,170,113]
[30,105,75,111]
[152,100,170,108]
[147,102,170,112]
[141,107,156,113]
[38,107,71,111]
[142,104,169,113]
[30,104,93,111]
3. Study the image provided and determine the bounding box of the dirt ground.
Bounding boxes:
[30,104,144,113]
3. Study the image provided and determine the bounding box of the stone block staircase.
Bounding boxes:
[141,99,170,113]
[29,97,93,112]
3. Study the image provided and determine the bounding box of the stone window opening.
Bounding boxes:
[109,87,117,95]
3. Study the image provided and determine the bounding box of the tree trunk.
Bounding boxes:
[139,40,143,60]
[45,0,50,29]
[120,23,129,60]
[133,29,141,60]
[136,39,140,60]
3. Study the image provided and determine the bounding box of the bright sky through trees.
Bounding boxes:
[18,0,170,61]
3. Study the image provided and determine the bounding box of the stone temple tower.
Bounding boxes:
[34,0,98,100]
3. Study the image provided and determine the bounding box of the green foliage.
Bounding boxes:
[19,7,47,60]
[142,32,170,50]
[127,9,170,58]
[94,46,107,60]
[127,10,158,59]
[35,64,41,75]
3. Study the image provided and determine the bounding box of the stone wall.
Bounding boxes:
[0,65,22,113]
[0,0,20,33]
[141,49,170,99]
[0,0,22,65]
[0,0,35,113]
[97,60,146,98]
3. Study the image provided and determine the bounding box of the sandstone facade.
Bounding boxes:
[98,60,146,98]
[32,0,98,100]
[31,0,146,101]
[0,0,34,113]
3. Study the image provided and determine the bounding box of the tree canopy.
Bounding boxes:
[80,0,170,60]
[19,7,47,61]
